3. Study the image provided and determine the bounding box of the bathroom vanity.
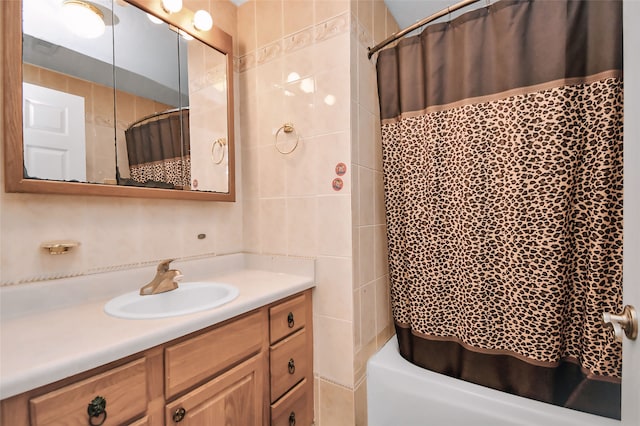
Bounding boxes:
[0,254,314,425]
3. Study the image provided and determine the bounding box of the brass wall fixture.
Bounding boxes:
[275,123,299,155]
[40,240,80,255]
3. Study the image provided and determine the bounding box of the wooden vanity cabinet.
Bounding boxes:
[0,289,314,426]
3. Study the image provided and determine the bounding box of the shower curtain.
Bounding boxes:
[376,0,623,419]
[125,110,191,188]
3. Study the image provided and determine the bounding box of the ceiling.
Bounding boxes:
[384,0,494,31]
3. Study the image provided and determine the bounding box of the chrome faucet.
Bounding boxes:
[140,259,183,295]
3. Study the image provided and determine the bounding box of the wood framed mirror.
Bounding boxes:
[2,0,235,201]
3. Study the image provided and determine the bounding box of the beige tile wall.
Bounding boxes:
[351,2,398,424]
[237,1,355,423]
[237,1,398,424]
[0,0,243,285]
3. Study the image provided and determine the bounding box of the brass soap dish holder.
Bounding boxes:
[41,240,80,255]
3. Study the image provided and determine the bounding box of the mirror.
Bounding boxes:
[3,0,235,201]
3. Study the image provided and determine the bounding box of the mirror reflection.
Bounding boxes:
[21,0,230,193]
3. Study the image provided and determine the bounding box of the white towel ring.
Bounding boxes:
[211,138,226,164]
[275,123,299,155]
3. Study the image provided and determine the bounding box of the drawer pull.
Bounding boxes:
[87,396,107,426]
[287,312,295,328]
[288,358,296,374]
[289,411,296,426]
[173,407,187,423]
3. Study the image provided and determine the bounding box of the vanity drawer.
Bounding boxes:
[165,310,267,399]
[270,328,308,402]
[271,378,312,426]
[29,358,147,426]
[270,294,307,344]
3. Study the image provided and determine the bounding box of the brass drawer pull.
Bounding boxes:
[87,396,107,426]
[288,358,296,374]
[287,312,295,328]
[173,407,186,423]
[289,411,296,426]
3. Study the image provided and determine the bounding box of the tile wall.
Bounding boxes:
[237,0,398,424]
[0,0,243,285]
[350,1,398,424]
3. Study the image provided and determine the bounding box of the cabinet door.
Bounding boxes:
[165,353,265,426]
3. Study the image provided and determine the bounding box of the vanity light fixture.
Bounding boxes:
[161,0,183,14]
[61,0,106,39]
[193,10,213,31]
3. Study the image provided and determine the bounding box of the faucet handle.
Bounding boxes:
[157,259,175,272]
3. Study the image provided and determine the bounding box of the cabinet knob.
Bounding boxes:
[87,396,107,426]
[173,407,187,423]
[289,411,296,426]
[288,358,296,374]
[287,312,295,328]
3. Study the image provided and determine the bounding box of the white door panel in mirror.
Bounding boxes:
[23,83,87,182]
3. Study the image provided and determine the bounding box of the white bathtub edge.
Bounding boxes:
[366,335,619,426]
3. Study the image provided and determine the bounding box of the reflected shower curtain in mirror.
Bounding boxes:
[376,0,623,419]
[124,109,190,189]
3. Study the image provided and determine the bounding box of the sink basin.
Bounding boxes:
[104,282,239,319]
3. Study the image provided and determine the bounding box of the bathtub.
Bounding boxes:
[367,336,620,426]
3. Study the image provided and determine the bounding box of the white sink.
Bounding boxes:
[104,282,239,319]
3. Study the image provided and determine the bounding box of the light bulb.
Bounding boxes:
[161,0,182,13]
[61,1,105,39]
[193,10,213,31]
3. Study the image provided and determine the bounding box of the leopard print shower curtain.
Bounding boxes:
[376,0,623,419]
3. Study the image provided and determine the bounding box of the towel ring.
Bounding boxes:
[212,138,226,164]
[275,123,299,155]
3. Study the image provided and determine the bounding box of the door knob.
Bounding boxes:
[602,305,637,342]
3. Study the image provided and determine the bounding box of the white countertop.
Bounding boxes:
[0,254,315,399]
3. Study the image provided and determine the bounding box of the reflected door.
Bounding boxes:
[22,82,86,181]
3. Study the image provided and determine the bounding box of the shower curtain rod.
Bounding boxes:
[367,0,482,59]
[127,106,190,130]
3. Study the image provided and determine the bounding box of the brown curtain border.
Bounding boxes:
[396,322,621,384]
[381,70,623,125]
[377,0,623,121]
[395,325,621,419]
